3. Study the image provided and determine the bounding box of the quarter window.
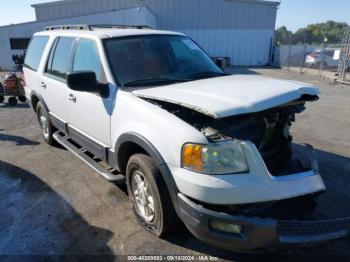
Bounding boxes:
[24,36,49,71]
[73,39,105,83]
[46,37,74,79]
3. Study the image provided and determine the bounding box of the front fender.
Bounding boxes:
[115,132,181,212]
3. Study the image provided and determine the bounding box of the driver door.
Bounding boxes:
[67,38,113,148]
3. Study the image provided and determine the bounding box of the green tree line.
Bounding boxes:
[275,21,349,45]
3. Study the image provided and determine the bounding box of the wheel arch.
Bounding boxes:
[30,91,48,113]
[115,132,180,210]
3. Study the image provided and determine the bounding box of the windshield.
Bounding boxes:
[104,35,224,87]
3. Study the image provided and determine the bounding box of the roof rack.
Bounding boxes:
[45,24,152,31]
[89,24,151,30]
[45,25,90,31]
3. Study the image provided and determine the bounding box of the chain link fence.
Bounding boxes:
[271,31,350,84]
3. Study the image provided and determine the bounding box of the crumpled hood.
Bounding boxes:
[132,75,320,118]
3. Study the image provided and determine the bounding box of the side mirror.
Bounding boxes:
[67,71,100,92]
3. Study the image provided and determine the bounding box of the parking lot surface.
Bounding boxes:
[0,68,350,260]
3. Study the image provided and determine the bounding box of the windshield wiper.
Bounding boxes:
[123,77,190,87]
[188,71,227,80]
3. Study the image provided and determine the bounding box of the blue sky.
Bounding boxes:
[276,0,350,32]
[1,0,350,32]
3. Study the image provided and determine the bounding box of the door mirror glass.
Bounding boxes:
[67,71,99,92]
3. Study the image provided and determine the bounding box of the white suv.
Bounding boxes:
[23,25,349,252]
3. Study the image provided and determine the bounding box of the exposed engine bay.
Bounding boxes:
[143,94,319,177]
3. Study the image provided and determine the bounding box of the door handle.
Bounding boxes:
[41,82,46,89]
[68,94,76,102]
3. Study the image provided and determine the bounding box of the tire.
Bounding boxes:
[8,97,18,106]
[0,95,4,104]
[126,154,180,237]
[36,101,55,145]
[18,95,27,103]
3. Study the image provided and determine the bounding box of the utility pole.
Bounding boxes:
[300,31,307,73]
[319,37,328,78]
[338,29,350,84]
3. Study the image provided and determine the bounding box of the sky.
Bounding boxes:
[276,0,350,32]
[0,0,350,32]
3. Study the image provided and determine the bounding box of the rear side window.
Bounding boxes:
[46,37,74,80]
[24,36,49,71]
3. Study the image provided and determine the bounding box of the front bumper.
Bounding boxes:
[171,144,325,205]
[177,193,350,251]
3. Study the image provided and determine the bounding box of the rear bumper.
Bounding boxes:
[177,193,350,251]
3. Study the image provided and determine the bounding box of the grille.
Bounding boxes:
[278,218,350,237]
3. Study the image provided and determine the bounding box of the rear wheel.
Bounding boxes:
[0,95,4,103]
[126,154,180,237]
[36,102,55,145]
[8,97,18,106]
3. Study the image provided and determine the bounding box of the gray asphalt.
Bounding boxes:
[0,68,350,260]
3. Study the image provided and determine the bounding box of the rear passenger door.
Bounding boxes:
[67,38,112,147]
[23,36,50,98]
[41,37,75,123]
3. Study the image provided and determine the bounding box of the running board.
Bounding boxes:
[53,131,125,184]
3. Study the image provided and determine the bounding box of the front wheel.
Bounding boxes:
[126,154,180,237]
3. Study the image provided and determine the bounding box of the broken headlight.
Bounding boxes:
[181,141,249,174]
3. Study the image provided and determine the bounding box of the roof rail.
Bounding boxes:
[45,25,90,31]
[45,24,152,31]
[89,24,152,30]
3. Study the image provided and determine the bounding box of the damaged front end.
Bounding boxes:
[143,94,320,178]
[138,94,350,250]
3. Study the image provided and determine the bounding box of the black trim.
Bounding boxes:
[44,37,59,75]
[44,36,76,82]
[54,131,125,183]
[30,90,49,112]
[115,133,180,211]
[67,126,108,162]
[177,193,350,251]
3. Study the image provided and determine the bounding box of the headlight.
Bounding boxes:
[181,141,249,174]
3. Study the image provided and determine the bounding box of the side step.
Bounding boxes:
[53,131,125,184]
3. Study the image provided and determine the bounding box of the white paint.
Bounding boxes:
[133,74,320,118]
[334,49,341,60]
[24,27,324,205]
[169,142,326,205]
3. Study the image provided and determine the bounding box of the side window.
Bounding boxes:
[46,37,74,80]
[73,39,106,83]
[24,36,49,71]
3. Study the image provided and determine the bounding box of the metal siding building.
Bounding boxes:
[0,0,279,70]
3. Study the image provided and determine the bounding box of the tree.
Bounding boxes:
[275,21,349,45]
[274,26,293,45]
